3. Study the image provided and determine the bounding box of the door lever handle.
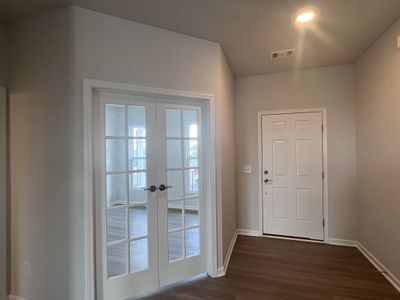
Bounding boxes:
[264,178,273,183]
[159,184,172,191]
[143,185,157,192]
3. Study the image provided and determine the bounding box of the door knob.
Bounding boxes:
[143,185,157,192]
[159,184,172,191]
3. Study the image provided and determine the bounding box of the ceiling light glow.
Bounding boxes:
[294,9,317,24]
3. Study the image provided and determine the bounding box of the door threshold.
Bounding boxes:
[262,233,324,244]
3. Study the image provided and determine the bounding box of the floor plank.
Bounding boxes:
[137,235,400,300]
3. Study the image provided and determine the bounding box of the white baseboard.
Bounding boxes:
[216,266,225,277]
[9,295,27,300]
[237,228,260,237]
[356,242,400,293]
[328,238,358,247]
[218,229,239,277]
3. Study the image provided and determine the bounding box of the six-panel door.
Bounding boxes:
[262,112,324,240]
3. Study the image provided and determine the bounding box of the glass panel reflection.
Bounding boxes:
[128,106,146,137]
[129,172,148,204]
[106,104,125,137]
[167,140,182,169]
[107,208,127,242]
[107,242,128,278]
[130,239,149,273]
[128,139,146,170]
[185,198,199,227]
[184,169,199,197]
[167,170,183,200]
[107,174,127,207]
[185,227,200,257]
[106,139,126,172]
[129,205,148,238]
[184,140,198,168]
[183,110,198,138]
[168,231,184,261]
[168,201,183,231]
[166,109,181,138]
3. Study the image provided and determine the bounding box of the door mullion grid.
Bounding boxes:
[180,110,187,259]
[105,136,146,140]
[124,105,131,274]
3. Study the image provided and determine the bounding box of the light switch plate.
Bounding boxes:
[243,165,252,174]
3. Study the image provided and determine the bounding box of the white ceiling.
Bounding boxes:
[1,0,400,77]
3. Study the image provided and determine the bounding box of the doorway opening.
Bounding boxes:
[83,80,217,300]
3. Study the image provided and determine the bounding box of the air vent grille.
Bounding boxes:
[271,49,295,59]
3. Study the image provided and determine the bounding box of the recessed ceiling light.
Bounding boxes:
[294,8,318,24]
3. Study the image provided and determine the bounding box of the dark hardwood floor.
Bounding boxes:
[138,235,400,300]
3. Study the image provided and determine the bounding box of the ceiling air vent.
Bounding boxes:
[271,48,295,60]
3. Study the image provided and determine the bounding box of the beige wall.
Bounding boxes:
[234,65,357,240]
[8,6,236,300]
[72,5,235,269]
[0,24,7,300]
[0,86,7,300]
[355,19,400,280]
[0,24,8,85]
[9,8,78,300]
[217,50,237,261]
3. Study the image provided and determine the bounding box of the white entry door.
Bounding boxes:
[262,112,324,240]
[94,91,205,300]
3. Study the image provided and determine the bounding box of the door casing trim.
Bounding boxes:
[257,108,328,242]
[83,79,218,300]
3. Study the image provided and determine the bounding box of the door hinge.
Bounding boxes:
[322,171,325,180]
[323,219,325,227]
[321,124,324,132]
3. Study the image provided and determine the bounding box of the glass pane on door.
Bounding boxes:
[105,103,150,279]
[165,108,201,263]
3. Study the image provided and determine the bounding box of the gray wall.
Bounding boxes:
[355,19,400,280]
[234,65,358,240]
[8,6,236,300]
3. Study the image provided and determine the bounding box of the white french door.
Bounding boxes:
[262,112,324,240]
[94,91,205,300]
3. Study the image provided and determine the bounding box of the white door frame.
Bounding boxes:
[0,86,7,300]
[83,79,218,300]
[257,108,329,242]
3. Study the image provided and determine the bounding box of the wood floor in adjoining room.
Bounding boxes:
[138,235,400,300]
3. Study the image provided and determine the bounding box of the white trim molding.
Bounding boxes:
[357,242,400,293]
[9,295,28,300]
[237,229,261,237]
[328,238,358,247]
[217,229,239,277]
[83,79,219,299]
[257,108,329,242]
